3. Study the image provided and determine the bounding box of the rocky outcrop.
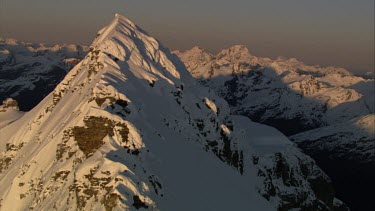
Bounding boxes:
[0,98,24,129]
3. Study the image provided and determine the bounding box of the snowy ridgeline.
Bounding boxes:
[0,14,347,210]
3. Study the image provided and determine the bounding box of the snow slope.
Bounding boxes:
[0,14,346,210]
[0,38,88,111]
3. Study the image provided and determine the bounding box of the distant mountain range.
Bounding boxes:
[175,46,374,210]
[175,45,373,135]
[0,38,88,111]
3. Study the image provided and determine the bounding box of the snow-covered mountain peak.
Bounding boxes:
[173,47,213,74]
[219,45,251,55]
[0,14,346,210]
[89,13,191,85]
[1,38,18,45]
[216,45,253,62]
[176,46,212,57]
[190,46,207,52]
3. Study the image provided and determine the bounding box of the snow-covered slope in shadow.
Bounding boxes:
[291,114,375,210]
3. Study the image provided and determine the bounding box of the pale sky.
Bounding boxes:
[0,0,374,73]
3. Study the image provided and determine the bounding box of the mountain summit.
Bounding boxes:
[0,14,346,210]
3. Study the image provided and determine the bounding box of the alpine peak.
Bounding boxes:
[0,14,347,211]
[218,45,251,56]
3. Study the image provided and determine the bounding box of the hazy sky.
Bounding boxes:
[1,0,374,73]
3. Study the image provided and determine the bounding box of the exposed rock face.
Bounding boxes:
[0,14,346,210]
[0,98,24,129]
[0,38,88,111]
[0,98,19,111]
[175,46,374,210]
